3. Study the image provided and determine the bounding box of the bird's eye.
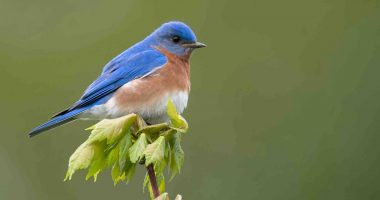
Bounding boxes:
[171,35,181,43]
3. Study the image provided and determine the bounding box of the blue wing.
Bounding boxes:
[71,50,167,110]
[29,49,167,137]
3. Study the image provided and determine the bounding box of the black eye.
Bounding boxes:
[171,35,181,43]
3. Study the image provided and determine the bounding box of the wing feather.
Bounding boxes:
[66,50,167,112]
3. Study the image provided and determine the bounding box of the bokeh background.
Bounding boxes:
[1,0,380,199]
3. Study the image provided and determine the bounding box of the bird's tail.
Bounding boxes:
[28,107,88,137]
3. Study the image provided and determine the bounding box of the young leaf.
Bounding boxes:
[166,100,182,128]
[122,156,136,182]
[136,123,170,138]
[144,136,166,166]
[168,133,184,180]
[136,115,148,129]
[85,141,107,181]
[88,114,137,145]
[118,132,133,168]
[129,133,148,163]
[154,160,167,175]
[64,142,93,181]
[167,100,188,132]
[106,143,120,167]
[156,172,165,194]
[64,103,190,194]
[111,162,126,185]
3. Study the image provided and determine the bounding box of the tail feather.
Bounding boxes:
[29,107,87,137]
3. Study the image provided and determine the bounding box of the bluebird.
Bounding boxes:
[29,21,206,137]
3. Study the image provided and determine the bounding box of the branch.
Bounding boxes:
[147,164,160,198]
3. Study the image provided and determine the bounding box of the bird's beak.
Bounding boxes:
[182,41,207,49]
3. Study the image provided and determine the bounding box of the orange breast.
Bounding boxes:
[112,48,191,112]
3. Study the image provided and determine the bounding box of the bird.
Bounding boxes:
[29,21,206,137]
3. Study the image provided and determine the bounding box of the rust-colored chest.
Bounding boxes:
[153,48,191,92]
[112,49,191,108]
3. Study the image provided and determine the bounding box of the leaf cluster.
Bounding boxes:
[64,100,188,198]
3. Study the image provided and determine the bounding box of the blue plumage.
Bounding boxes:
[73,50,167,109]
[29,107,89,136]
[29,21,205,137]
[29,50,166,137]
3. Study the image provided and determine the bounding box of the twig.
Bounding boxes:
[147,163,160,198]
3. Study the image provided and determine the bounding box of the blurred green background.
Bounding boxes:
[1,0,380,199]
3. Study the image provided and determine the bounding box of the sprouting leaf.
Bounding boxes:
[157,172,165,194]
[154,160,167,175]
[118,131,133,168]
[88,114,137,145]
[168,133,184,180]
[106,143,120,167]
[122,156,136,182]
[85,141,107,181]
[111,162,125,185]
[136,123,170,137]
[64,142,93,181]
[167,100,188,132]
[64,99,189,196]
[111,153,136,185]
[167,100,181,127]
[164,141,171,168]
[174,194,182,200]
[144,136,166,166]
[136,115,148,129]
[129,133,148,163]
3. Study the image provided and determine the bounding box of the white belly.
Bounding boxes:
[79,90,189,124]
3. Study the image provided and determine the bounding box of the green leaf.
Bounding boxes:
[155,160,167,175]
[168,133,184,180]
[88,114,137,145]
[85,141,107,181]
[144,136,166,166]
[106,143,120,167]
[111,155,136,185]
[157,172,165,194]
[136,115,148,129]
[129,133,148,163]
[124,162,136,182]
[167,100,181,127]
[136,123,170,138]
[164,141,171,168]
[65,104,189,192]
[64,142,93,181]
[118,131,133,167]
[64,141,106,182]
[167,100,188,132]
[111,162,125,185]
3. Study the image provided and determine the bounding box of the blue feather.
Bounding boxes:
[29,21,201,137]
[70,50,167,111]
[29,50,166,137]
[29,107,89,137]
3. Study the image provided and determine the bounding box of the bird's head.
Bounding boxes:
[149,21,206,57]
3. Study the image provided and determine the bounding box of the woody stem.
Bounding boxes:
[147,163,160,198]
